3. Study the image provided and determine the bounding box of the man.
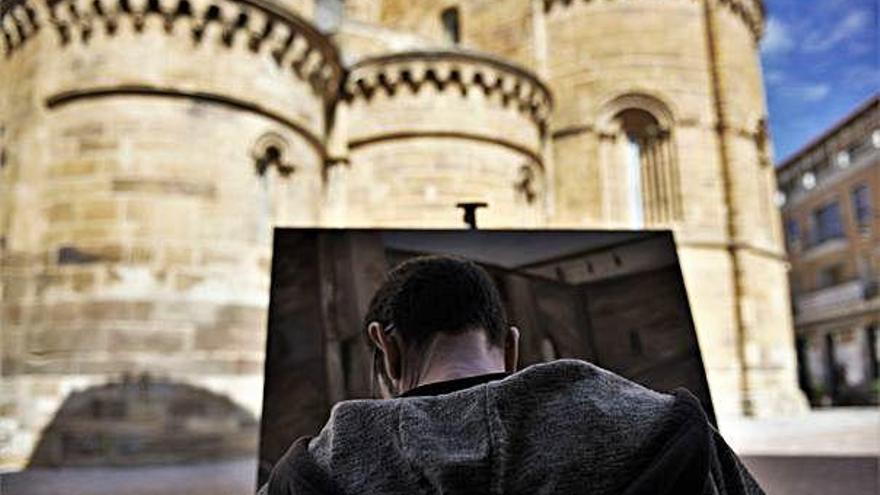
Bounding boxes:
[260,256,764,494]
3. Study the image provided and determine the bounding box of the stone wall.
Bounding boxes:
[0,0,341,468]
[327,50,551,228]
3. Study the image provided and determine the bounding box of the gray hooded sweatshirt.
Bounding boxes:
[260,359,763,494]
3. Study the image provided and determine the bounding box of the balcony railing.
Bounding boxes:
[795,278,879,322]
[796,236,849,263]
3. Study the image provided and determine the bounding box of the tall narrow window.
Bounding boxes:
[851,184,872,232]
[441,7,460,44]
[625,136,644,227]
[613,108,681,226]
[811,201,844,245]
[251,133,293,242]
[785,219,801,251]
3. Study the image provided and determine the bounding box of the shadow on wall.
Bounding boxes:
[28,375,258,468]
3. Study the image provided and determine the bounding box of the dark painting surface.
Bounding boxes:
[258,229,713,485]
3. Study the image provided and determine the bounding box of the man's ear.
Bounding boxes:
[367,321,402,382]
[505,326,520,373]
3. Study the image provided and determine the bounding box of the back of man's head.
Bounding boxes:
[364,255,508,350]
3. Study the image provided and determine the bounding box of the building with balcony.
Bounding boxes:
[776,94,880,406]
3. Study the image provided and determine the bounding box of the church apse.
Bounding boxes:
[329,50,552,228]
[0,0,341,468]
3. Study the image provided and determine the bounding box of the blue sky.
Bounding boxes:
[760,0,878,163]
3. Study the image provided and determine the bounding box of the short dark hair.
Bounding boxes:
[364,255,508,349]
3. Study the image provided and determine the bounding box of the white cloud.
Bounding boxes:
[798,84,832,102]
[803,10,871,52]
[843,64,880,91]
[762,17,795,55]
[777,82,833,102]
[765,70,786,86]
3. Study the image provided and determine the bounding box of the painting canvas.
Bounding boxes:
[257,229,714,485]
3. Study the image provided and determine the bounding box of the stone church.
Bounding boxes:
[0,0,805,468]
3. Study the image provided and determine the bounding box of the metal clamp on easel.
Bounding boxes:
[456,202,488,229]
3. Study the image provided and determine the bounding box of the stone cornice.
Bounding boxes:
[0,0,343,100]
[343,50,553,129]
[46,84,327,157]
[348,130,544,167]
[1,0,41,50]
[542,0,765,41]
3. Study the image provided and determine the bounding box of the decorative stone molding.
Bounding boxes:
[252,131,295,177]
[515,163,540,204]
[542,0,765,41]
[343,50,553,130]
[0,0,343,99]
[0,0,41,52]
[715,0,764,39]
[348,130,545,168]
[596,92,676,133]
[45,84,328,157]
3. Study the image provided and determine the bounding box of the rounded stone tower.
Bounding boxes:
[328,50,552,227]
[537,0,803,417]
[0,0,341,467]
[345,0,806,417]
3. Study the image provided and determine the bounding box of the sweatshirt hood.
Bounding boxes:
[307,359,678,494]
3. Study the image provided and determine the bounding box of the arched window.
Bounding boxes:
[250,132,295,241]
[253,133,294,178]
[441,7,461,44]
[598,95,682,227]
[618,109,652,226]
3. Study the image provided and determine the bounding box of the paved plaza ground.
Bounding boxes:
[718,406,879,457]
[1,458,258,495]
[721,406,879,495]
[2,407,877,494]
